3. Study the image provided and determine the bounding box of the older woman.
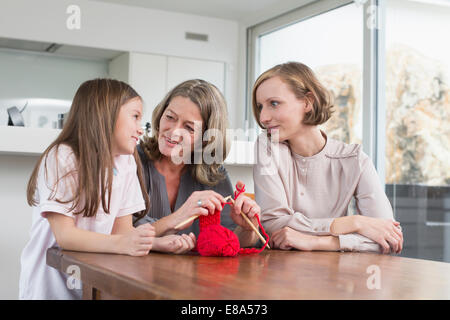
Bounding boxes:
[134,79,260,254]
[252,62,403,254]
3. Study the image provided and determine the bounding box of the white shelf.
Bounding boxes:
[0,126,61,156]
[0,126,256,166]
[224,140,255,166]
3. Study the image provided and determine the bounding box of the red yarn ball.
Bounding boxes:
[197,224,240,257]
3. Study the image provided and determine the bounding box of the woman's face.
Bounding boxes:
[112,97,143,156]
[255,76,311,142]
[158,96,203,162]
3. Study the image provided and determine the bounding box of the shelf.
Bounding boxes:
[0,126,256,166]
[0,126,61,156]
[224,140,255,166]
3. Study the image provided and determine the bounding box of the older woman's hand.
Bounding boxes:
[152,233,197,254]
[173,190,226,230]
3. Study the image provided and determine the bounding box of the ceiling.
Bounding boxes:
[91,0,310,21]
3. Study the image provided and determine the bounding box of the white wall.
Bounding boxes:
[0,155,38,299]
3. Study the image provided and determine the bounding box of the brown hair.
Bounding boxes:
[27,78,150,219]
[252,61,334,128]
[140,79,229,186]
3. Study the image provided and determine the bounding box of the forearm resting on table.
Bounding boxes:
[329,215,359,235]
[151,214,180,237]
[46,212,123,254]
[313,235,340,251]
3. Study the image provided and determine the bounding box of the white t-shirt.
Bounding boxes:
[19,144,146,299]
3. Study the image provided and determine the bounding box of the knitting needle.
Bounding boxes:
[226,196,270,249]
[174,215,199,230]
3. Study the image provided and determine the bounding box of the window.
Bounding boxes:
[257,2,363,144]
[248,0,450,262]
[385,0,450,262]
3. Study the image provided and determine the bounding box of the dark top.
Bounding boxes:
[133,144,237,236]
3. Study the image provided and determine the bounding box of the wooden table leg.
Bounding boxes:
[82,283,94,300]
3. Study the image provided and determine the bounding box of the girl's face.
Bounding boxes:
[255,76,311,142]
[158,96,203,161]
[112,97,143,156]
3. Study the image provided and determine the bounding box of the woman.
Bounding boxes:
[134,79,261,254]
[252,62,403,253]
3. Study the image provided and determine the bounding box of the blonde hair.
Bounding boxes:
[27,79,150,219]
[252,61,334,128]
[140,79,230,186]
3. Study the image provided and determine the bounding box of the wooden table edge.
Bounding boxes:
[46,247,174,300]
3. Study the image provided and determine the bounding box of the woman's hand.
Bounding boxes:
[270,227,340,251]
[152,233,197,254]
[354,216,403,254]
[270,227,317,251]
[118,223,155,256]
[229,181,261,230]
[173,190,226,230]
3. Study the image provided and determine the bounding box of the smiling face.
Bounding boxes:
[157,95,203,160]
[255,76,312,142]
[112,97,143,156]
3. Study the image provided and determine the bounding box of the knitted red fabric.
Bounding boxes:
[196,184,269,257]
[197,224,240,257]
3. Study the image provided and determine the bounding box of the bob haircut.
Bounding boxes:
[252,61,334,128]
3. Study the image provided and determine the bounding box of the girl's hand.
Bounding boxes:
[119,223,155,256]
[173,190,226,230]
[270,227,317,251]
[355,216,403,254]
[152,233,197,254]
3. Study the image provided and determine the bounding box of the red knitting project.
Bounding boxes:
[196,184,270,257]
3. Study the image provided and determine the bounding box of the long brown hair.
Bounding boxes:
[27,78,150,219]
[252,61,334,128]
[140,79,230,186]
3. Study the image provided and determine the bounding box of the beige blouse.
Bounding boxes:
[253,131,394,252]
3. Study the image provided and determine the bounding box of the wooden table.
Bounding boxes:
[47,247,450,300]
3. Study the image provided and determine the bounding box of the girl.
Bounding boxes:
[135,79,261,253]
[252,62,404,253]
[19,79,184,300]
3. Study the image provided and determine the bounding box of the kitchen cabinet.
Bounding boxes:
[0,51,250,163]
[109,52,225,122]
[0,124,255,166]
[0,126,60,156]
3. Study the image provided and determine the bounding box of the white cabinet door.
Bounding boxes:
[167,56,225,94]
[109,53,226,124]
[129,53,167,122]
